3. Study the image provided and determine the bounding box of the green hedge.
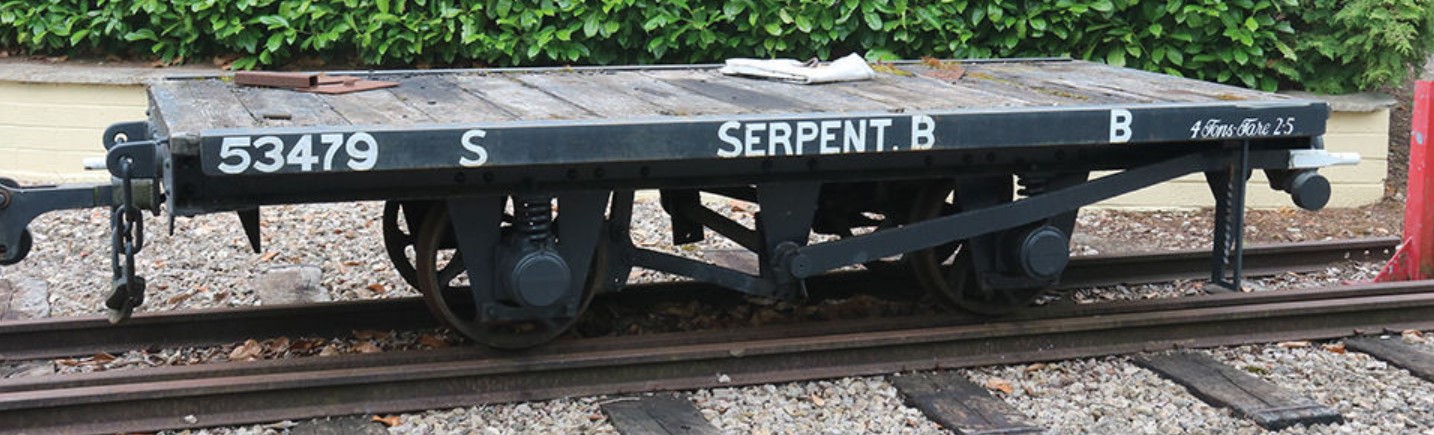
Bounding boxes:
[1,0,1431,93]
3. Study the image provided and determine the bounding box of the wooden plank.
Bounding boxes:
[514,72,670,118]
[232,86,348,127]
[388,75,515,123]
[821,77,970,111]
[972,63,1150,104]
[148,79,257,135]
[1345,336,1434,382]
[587,72,749,116]
[1135,352,1343,430]
[903,64,1075,106]
[601,395,720,435]
[1043,61,1270,103]
[320,88,435,126]
[643,70,815,112]
[703,73,891,113]
[890,372,1042,435]
[449,74,595,120]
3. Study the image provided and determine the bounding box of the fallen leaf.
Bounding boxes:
[1277,341,1311,348]
[810,393,825,407]
[1024,363,1047,372]
[1323,343,1347,354]
[258,252,278,262]
[418,334,449,348]
[91,352,117,363]
[196,285,210,293]
[268,336,291,353]
[290,339,322,351]
[985,378,1014,394]
[166,292,194,305]
[229,339,263,360]
[353,329,392,340]
[371,415,401,427]
[318,344,341,357]
[366,283,387,294]
[354,342,383,354]
[213,291,229,302]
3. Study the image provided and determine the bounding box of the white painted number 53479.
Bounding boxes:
[216,132,379,174]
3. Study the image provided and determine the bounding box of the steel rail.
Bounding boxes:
[0,237,1395,362]
[1,279,1432,434]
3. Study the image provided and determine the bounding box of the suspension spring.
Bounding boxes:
[1016,174,1051,197]
[514,195,554,244]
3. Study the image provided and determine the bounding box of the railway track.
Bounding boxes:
[0,237,1395,362]
[2,278,1432,434]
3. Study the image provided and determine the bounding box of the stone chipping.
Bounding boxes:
[0,193,1428,434]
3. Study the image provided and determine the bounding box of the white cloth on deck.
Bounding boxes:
[719,53,877,84]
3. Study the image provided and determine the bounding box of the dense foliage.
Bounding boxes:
[1,0,1431,93]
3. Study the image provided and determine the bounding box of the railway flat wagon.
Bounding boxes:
[0,58,1356,348]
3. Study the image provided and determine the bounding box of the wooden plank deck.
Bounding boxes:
[148,59,1292,140]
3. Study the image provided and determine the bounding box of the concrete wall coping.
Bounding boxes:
[1278,90,1398,113]
[0,59,221,85]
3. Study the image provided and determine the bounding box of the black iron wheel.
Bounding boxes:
[413,202,607,349]
[381,201,427,289]
[904,182,1042,315]
[0,228,31,266]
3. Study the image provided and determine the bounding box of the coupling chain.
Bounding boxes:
[106,157,147,323]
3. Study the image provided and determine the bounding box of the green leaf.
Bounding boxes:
[265,32,285,51]
[764,22,782,36]
[795,15,812,33]
[1105,49,1125,67]
[1091,0,1114,13]
[864,12,881,30]
[257,15,289,28]
[123,28,157,41]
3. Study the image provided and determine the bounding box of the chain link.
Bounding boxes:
[107,157,146,321]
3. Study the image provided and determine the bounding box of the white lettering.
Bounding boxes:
[910,115,935,150]
[795,121,818,155]
[870,119,892,151]
[819,120,841,154]
[1110,109,1133,143]
[843,120,867,153]
[768,122,793,155]
[459,129,489,167]
[744,123,767,157]
[717,121,742,158]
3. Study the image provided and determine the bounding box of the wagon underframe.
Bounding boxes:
[0,59,1354,348]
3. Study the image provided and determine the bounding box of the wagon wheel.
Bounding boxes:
[904,183,1042,315]
[0,177,31,266]
[822,182,953,280]
[381,201,428,289]
[413,202,607,349]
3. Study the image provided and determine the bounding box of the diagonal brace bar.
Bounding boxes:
[785,152,1227,279]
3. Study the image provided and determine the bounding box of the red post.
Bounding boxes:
[1377,81,1434,281]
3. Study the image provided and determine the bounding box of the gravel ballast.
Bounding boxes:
[1,190,1427,434]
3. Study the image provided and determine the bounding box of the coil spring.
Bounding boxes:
[1017,174,1050,197]
[515,196,553,244]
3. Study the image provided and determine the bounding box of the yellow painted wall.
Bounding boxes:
[0,82,147,182]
